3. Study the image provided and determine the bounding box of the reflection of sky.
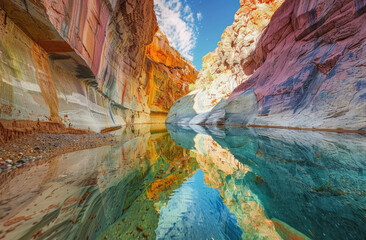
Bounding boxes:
[156,170,242,240]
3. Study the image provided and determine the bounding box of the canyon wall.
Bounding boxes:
[167,0,366,131]
[167,0,284,125]
[0,0,197,141]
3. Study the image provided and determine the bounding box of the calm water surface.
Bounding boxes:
[0,124,365,240]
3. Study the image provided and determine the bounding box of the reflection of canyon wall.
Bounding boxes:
[191,134,287,240]
[167,124,366,240]
[167,0,366,131]
[0,125,198,240]
[0,0,197,137]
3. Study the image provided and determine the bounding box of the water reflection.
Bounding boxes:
[0,124,365,239]
[168,125,366,240]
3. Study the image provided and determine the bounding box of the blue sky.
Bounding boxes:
[154,0,239,70]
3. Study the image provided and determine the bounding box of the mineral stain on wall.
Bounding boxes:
[0,0,197,143]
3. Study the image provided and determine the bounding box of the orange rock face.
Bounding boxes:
[0,0,197,135]
[145,30,198,120]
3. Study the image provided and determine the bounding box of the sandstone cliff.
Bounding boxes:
[167,0,366,132]
[0,0,197,142]
[145,29,198,122]
[167,0,284,124]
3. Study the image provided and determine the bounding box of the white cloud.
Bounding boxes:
[154,0,200,62]
[197,12,203,21]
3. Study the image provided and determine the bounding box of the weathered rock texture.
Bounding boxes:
[167,0,366,131]
[145,29,198,122]
[0,0,197,141]
[167,0,284,124]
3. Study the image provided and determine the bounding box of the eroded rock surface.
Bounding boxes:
[225,0,366,130]
[167,0,366,131]
[0,0,197,141]
[167,0,284,124]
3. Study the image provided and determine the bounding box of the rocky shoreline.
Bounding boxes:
[0,133,120,175]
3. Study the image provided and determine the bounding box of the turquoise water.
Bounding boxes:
[0,124,365,239]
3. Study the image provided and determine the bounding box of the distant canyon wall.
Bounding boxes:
[167,0,366,131]
[0,0,197,139]
[167,0,284,125]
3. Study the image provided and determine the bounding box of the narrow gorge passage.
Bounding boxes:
[0,0,365,239]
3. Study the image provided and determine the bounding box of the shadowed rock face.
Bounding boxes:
[0,0,197,138]
[167,0,366,131]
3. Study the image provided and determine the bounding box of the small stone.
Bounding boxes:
[17,160,25,164]
[136,225,145,232]
[5,159,12,164]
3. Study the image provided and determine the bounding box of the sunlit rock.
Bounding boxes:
[166,0,284,124]
[0,0,197,140]
[225,0,366,130]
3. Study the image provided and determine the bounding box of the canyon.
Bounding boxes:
[1,0,365,138]
[0,1,365,239]
[0,0,197,143]
[167,0,366,132]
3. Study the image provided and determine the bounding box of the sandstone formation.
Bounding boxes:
[167,0,284,124]
[145,29,198,122]
[0,0,197,142]
[167,0,366,132]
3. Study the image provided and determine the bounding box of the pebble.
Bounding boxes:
[5,159,13,164]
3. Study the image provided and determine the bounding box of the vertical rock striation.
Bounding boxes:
[225,0,366,130]
[167,0,366,131]
[166,0,284,125]
[0,0,197,142]
[145,29,198,122]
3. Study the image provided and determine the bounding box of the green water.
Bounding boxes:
[0,124,365,240]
